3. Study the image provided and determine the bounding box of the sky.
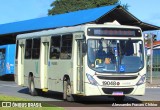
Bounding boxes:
[0,0,53,24]
[120,0,160,40]
[0,0,160,39]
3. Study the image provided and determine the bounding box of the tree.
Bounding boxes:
[118,1,129,10]
[48,0,119,15]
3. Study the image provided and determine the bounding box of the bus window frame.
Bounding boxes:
[25,39,32,59]
[49,34,73,60]
[50,35,61,59]
[60,34,73,59]
[32,38,41,59]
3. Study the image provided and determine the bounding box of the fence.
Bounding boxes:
[146,54,160,86]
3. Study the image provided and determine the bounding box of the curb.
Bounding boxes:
[146,86,160,88]
[146,87,160,89]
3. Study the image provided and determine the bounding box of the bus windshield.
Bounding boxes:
[87,39,144,73]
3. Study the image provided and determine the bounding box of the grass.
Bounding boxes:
[0,94,64,110]
[0,94,29,101]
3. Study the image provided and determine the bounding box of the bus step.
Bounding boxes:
[42,88,48,92]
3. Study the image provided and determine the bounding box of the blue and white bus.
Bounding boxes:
[0,44,16,77]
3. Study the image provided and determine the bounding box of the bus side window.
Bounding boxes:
[25,39,32,59]
[50,36,60,59]
[60,34,73,59]
[0,49,5,60]
[32,38,41,59]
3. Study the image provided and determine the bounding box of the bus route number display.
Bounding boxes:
[87,28,141,37]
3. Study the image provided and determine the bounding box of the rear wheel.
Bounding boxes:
[114,96,125,102]
[63,80,74,102]
[28,75,38,96]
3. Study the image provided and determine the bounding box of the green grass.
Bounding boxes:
[0,94,29,101]
[0,94,64,110]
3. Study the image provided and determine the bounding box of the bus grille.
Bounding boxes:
[97,76,138,80]
[102,88,134,94]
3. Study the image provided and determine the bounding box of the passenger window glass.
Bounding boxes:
[25,39,32,59]
[60,34,73,59]
[32,38,41,59]
[0,49,5,60]
[50,36,60,59]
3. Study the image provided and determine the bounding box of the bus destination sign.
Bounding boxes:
[87,28,141,37]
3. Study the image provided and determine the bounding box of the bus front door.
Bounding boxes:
[77,40,84,93]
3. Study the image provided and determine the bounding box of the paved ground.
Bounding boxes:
[0,80,159,110]
[146,78,160,88]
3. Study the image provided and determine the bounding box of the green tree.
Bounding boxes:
[48,0,119,15]
[118,1,129,10]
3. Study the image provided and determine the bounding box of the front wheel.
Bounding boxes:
[63,80,74,102]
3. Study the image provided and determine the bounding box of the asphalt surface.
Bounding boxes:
[0,80,160,109]
[0,80,62,101]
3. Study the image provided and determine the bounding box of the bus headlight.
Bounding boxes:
[86,73,99,86]
[136,74,146,85]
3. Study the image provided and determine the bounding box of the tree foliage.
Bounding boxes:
[48,0,119,15]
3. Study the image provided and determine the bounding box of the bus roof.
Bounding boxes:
[0,44,15,48]
[17,23,141,39]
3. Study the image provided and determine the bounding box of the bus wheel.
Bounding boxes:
[28,76,37,96]
[114,96,125,102]
[63,80,74,102]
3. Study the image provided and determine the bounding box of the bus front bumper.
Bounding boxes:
[84,82,145,96]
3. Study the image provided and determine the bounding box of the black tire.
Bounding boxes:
[28,75,38,96]
[63,80,74,102]
[114,96,125,102]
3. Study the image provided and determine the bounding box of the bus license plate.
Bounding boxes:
[112,92,123,96]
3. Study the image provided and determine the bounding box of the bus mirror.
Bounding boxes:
[82,43,87,53]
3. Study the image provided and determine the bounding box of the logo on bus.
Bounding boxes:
[102,81,120,86]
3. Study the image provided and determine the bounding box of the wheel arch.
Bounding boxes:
[63,74,71,90]
[63,74,70,82]
[28,72,33,78]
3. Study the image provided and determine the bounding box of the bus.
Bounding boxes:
[0,44,16,77]
[15,22,146,101]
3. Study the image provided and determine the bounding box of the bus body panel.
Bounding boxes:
[16,40,25,85]
[84,83,145,96]
[23,59,41,88]
[47,60,73,92]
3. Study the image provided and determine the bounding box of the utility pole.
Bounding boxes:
[145,33,153,84]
